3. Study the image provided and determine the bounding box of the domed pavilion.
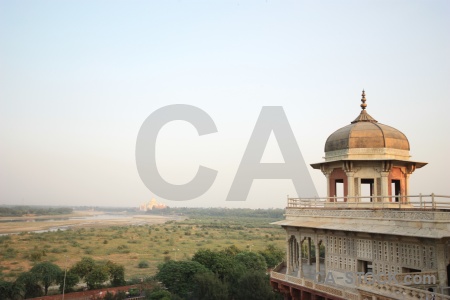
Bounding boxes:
[270,91,450,300]
[311,90,426,205]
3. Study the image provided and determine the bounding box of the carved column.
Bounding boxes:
[315,240,321,275]
[404,174,410,203]
[344,161,355,201]
[405,164,416,203]
[321,165,332,199]
[307,237,312,265]
[299,237,305,277]
[293,236,299,274]
[346,171,355,200]
[380,171,389,202]
[380,161,392,203]
[286,235,291,274]
[436,242,448,291]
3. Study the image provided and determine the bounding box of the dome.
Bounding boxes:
[323,91,410,161]
[325,113,410,152]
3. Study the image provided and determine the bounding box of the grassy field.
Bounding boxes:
[0,214,285,282]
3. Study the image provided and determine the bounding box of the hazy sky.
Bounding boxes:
[1,1,449,209]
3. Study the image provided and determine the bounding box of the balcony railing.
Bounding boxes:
[271,267,446,300]
[270,269,360,300]
[358,276,449,300]
[287,194,450,210]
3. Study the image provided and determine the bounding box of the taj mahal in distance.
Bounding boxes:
[270,91,450,300]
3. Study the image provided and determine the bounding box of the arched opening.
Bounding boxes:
[335,179,344,201]
[300,238,325,280]
[391,179,401,202]
[361,178,374,202]
[288,235,299,275]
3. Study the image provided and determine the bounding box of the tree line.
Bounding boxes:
[145,207,284,219]
[0,206,73,217]
[0,258,125,299]
[0,243,284,300]
[149,244,284,300]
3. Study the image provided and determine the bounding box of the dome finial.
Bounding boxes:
[360,89,367,110]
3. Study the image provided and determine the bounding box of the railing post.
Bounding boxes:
[432,193,435,209]
[419,193,422,209]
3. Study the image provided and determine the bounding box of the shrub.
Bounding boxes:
[2,247,17,259]
[148,289,172,300]
[138,260,150,268]
[0,236,11,243]
[29,251,42,262]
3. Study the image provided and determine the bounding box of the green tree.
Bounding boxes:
[192,249,235,280]
[234,272,276,300]
[70,257,125,290]
[221,245,241,257]
[192,272,229,300]
[58,269,80,293]
[234,251,267,273]
[85,265,109,290]
[0,280,24,300]
[0,280,13,300]
[106,261,126,287]
[16,272,43,299]
[30,261,62,295]
[71,257,96,279]
[9,282,24,300]
[258,244,284,268]
[155,260,209,298]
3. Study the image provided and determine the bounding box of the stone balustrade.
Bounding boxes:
[271,266,444,300]
[358,278,449,300]
[270,270,360,300]
[287,194,450,210]
[284,206,450,222]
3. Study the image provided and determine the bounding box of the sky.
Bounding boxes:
[1,0,449,209]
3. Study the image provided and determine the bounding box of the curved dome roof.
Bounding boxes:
[324,91,410,153]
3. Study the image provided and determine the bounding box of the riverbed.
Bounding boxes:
[0,211,184,234]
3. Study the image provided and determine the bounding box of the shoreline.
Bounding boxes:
[0,211,184,234]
